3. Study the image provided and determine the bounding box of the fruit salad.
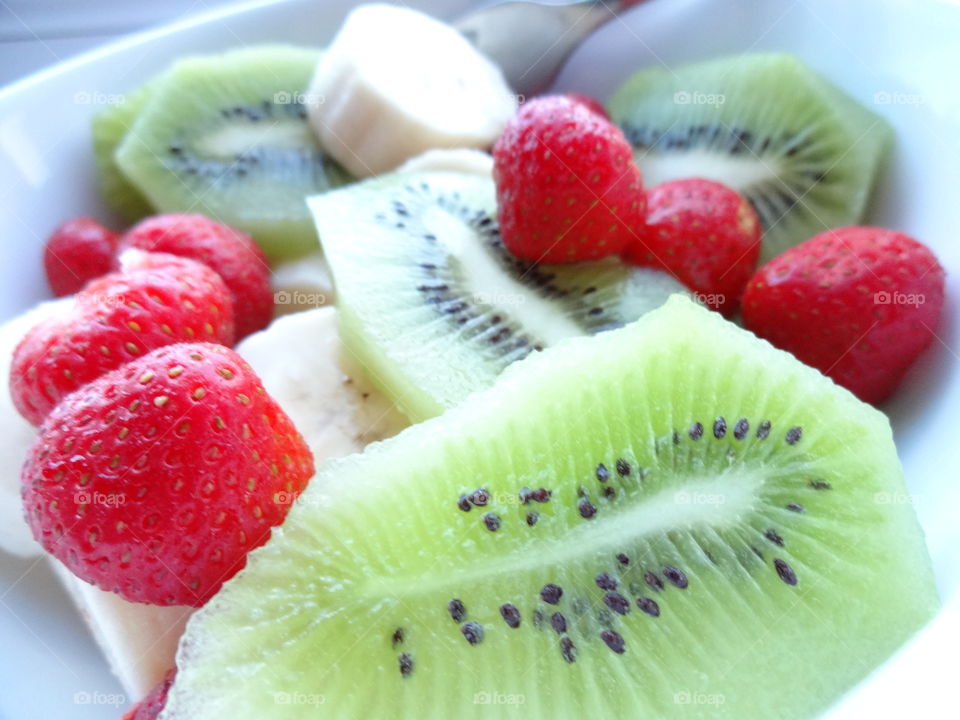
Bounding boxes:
[0,3,948,719]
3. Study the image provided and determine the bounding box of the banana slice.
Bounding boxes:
[7,305,406,700]
[271,252,335,317]
[397,148,494,177]
[306,4,517,177]
[49,561,192,700]
[0,298,74,556]
[238,307,409,457]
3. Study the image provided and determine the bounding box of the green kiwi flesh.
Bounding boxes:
[91,81,157,222]
[310,171,688,421]
[608,54,893,260]
[114,45,353,260]
[164,295,938,720]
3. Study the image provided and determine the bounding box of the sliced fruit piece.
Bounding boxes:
[0,298,73,556]
[122,668,176,719]
[309,171,686,420]
[608,54,893,260]
[493,95,646,264]
[114,46,353,261]
[33,308,401,709]
[624,178,761,316]
[742,226,945,404]
[22,342,314,606]
[92,81,157,222]
[119,213,274,340]
[397,148,494,177]
[49,560,190,701]
[11,251,235,425]
[164,295,938,720]
[306,4,517,177]
[235,307,408,457]
[269,252,334,317]
[43,217,119,296]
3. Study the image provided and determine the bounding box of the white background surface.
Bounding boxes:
[0,0,958,718]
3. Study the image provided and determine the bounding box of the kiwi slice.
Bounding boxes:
[310,170,687,421]
[92,81,157,222]
[163,296,937,719]
[608,54,893,259]
[114,45,353,261]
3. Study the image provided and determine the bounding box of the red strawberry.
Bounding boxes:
[565,92,609,119]
[624,178,761,316]
[122,669,176,720]
[22,342,314,607]
[493,95,645,264]
[10,250,234,426]
[741,226,945,404]
[119,214,273,339]
[43,217,119,296]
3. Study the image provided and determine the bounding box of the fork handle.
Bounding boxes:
[456,0,643,97]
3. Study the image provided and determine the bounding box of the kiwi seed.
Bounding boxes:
[644,572,664,592]
[604,592,631,615]
[448,599,466,622]
[786,502,805,513]
[461,622,484,645]
[398,653,414,677]
[600,630,626,654]
[713,417,727,439]
[616,553,630,566]
[526,512,539,526]
[530,488,551,503]
[615,459,631,476]
[663,567,688,589]
[559,636,577,664]
[595,573,617,591]
[483,513,501,531]
[636,597,661,617]
[457,495,471,512]
[689,422,704,440]
[499,604,521,629]
[764,529,785,547]
[550,613,567,634]
[468,489,489,506]
[391,628,404,647]
[786,427,803,445]
[757,420,772,439]
[541,584,563,605]
[734,418,750,440]
[774,559,798,586]
[596,463,609,482]
[578,499,597,519]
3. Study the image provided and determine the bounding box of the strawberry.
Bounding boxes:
[43,217,119,296]
[565,92,609,119]
[119,214,273,339]
[624,178,761,316]
[493,95,645,263]
[741,226,946,404]
[21,342,314,607]
[122,668,176,720]
[10,250,234,426]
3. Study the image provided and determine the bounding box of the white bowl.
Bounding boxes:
[0,0,957,717]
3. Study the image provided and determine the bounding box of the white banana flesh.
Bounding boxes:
[0,298,73,556]
[3,303,405,700]
[270,252,335,316]
[49,560,192,700]
[397,148,494,178]
[306,3,517,177]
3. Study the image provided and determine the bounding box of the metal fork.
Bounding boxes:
[456,0,644,96]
